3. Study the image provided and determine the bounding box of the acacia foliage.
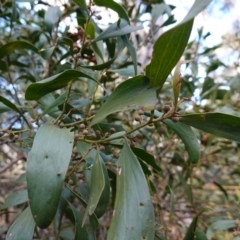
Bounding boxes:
[1,0,240,239]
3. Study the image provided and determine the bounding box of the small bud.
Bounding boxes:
[68,179,74,185]
[99,145,105,151]
[96,130,101,135]
[172,116,179,122]
[109,128,116,133]
[163,105,170,113]
[134,116,141,122]
[83,129,89,135]
[69,57,74,62]
[80,123,85,129]
[14,135,19,140]
[148,123,154,127]
[234,219,240,226]
[74,133,80,139]
[96,15,102,20]
[73,47,78,53]
[136,133,143,139]
[68,166,74,171]
[138,109,144,115]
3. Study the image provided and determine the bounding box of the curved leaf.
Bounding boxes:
[27,124,74,228]
[90,76,157,126]
[83,152,106,224]
[107,140,155,240]
[179,113,240,142]
[45,6,61,34]
[92,19,142,43]
[0,40,39,59]
[146,19,193,89]
[0,95,23,116]
[94,0,129,23]
[163,119,200,164]
[1,190,28,210]
[25,69,97,100]
[68,201,88,240]
[6,206,35,240]
[146,0,212,89]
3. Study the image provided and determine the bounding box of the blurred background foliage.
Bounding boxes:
[1,0,240,239]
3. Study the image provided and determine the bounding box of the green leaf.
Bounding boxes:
[131,147,161,172]
[179,113,240,142]
[81,56,117,70]
[94,0,129,23]
[68,201,89,240]
[194,229,208,240]
[73,0,88,11]
[146,0,212,89]
[163,118,200,164]
[39,46,56,60]
[121,35,138,76]
[184,209,206,240]
[0,40,39,59]
[27,124,74,228]
[25,69,97,100]
[45,6,61,34]
[165,185,175,221]
[83,152,105,224]
[57,37,74,55]
[90,76,157,126]
[0,102,10,113]
[0,96,23,116]
[206,220,235,239]
[146,19,193,89]
[94,155,110,218]
[92,19,143,43]
[107,140,155,240]
[6,206,35,240]
[1,190,28,210]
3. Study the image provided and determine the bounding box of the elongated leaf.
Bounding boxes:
[25,69,97,100]
[0,96,23,116]
[163,119,200,164]
[6,206,35,240]
[27,124,74,228]
[68,201,88,240]
[0,40,39,59]
[83,153,105,224]
[94,155,110,218]
[166,185,175,221]
[121,35,138,76]
[146,19,193,88]
[184,209,206,240]
[131,147,161,172]
[179,113,240,142]
[1,190,28,209]
[92,19,142,43]
[94,0,129,23]
[81,56,117,70]
[206,220,235,239]
[39,46,56,60]
[194,229,208,240]
[107,140,155,240]
[146,0,212,89]
[90,76,157,126]
[45,6,61,33]
[73,0,88,11]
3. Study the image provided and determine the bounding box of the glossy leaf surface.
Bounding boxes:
[27,124,74,228]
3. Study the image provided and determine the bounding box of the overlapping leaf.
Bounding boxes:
[25,70,97,100]
[90,76,157,126]
[179,113,240,142]
[27,124,74,228]
[107,141,155,240]
[6,207,35,240]
[146,0,213,89]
